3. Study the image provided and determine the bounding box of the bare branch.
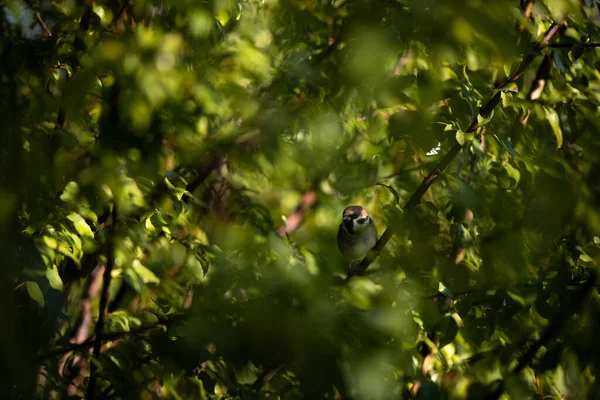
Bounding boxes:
[86,205,117,400]
[40,314,184,360]
[59,265,105,396]
[277,191,318,237]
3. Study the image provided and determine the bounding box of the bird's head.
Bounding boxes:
[342,205,371,233]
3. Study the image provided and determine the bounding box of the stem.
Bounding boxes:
[35,12,52,36]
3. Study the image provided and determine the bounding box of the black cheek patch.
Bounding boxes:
[344,220,354,234]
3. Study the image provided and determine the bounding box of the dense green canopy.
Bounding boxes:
[2,0,600,398]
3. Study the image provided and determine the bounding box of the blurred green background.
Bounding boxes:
[2,0,600,398]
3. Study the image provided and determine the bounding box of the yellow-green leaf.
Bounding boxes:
[43,236,58,249]
[455,130,473,146]
[46,266,64,291]
[132,260,160,284]
[501,91,513,107]
[545,107,563,148]
[26,281,45,307]
[67,213,94,238]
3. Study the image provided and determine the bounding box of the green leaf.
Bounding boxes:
[375,183,400,204]
[67,213,94,238]
[435,316,459,349]
[500,91,513,107]
[545,107,563,148]
[493,133,515,159]
[498,81,518,92]
[26,281,45,307]
[553,49,569,73]
[569,44,585,62]
[455,130,473,146]
[476,110,494,126]
[132,260,160,284]
[43,236,58,249]
[504,163,521,188]
[346,277,382,310]
[46,266,64,291]
[506,289,525,306]
[60,181,79,204]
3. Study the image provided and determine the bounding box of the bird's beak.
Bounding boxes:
[343,216,352,222]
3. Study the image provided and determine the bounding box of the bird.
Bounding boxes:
[337,205,378,273]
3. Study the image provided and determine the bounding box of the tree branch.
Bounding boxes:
[501,23,561,86]
[347,23,561,280]
[546,42,600,48]
[59,264,105,396]
[86,204,117,400]
[520,27,561,129]
[277,190,318,237]
[185,156,225,199]
[486,271,597,400]
[41,314,184,360]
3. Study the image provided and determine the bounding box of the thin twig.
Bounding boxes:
[35,12,52,36]
[522,0,535,20]
[348,23,561,280]
[21,0,52,36]
[535,372,543,398]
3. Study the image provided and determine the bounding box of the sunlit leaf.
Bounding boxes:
[132,260,160,284]
[67,213,94,238]
[26,281,44,307]
[545,107,563,148]
[46,266,64,291]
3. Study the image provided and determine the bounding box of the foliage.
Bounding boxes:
[2,0,600,399]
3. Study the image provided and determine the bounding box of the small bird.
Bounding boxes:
[337,205,378,272]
